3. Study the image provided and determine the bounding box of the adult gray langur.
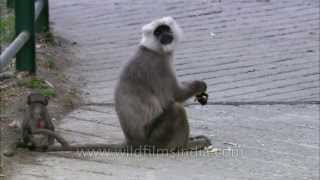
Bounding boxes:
[114,16,211,151]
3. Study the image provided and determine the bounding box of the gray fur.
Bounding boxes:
[114,17,209,150]
[22,93,55,148]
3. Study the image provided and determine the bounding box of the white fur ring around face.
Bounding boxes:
[140,16,183,53]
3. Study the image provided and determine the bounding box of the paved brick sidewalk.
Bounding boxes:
[3,0,319,179]
[50,0,319,103]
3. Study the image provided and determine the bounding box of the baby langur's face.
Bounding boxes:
[33,105,43,120]
[153,24,174,45]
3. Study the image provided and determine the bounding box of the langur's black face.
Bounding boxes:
[153,24,173,45]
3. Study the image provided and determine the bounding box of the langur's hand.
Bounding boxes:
[195,92,208,105]
[191,80,207,94]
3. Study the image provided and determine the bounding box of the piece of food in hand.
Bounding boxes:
[195,92,209,105]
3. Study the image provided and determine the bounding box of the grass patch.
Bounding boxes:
[0,12,15,45]
[40,88,56,97]
[17,77,56,97]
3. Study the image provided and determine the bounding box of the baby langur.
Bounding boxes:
[3,93,68,156]
[20,93,69,151]
[22,93,55,148]
[45,17,211,153]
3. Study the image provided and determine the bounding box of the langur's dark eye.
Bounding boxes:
[154,30,161,36]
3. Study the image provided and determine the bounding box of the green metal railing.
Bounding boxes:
[0,0,49,74]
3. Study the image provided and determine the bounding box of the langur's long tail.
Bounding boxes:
[45,139,210,153]
[46,143,132,152]
[28,130,211,153]
[32,129,69,146]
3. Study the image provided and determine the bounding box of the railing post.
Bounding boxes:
[35,0,49,32]
[6,0,15,9]
[15,0,36,73]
